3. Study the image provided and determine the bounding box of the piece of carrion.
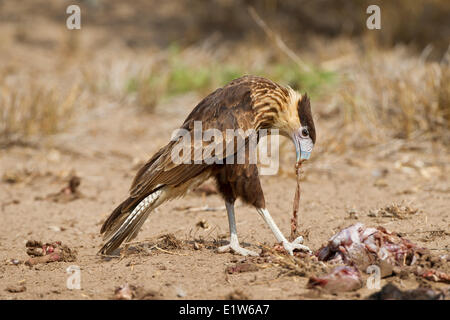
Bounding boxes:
[316,223,427,277]
[307,266,362,293]
[25,240,76,266]
[417,268,450,283]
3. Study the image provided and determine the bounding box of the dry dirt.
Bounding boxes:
[0,0,449,300]
[0,98,449,300]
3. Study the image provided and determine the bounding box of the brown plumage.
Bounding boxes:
[100,75,316,256]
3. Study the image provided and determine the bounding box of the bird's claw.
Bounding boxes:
[283,236,312,255]
[218,243,259,257]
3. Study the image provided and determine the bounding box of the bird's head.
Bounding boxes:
[292,93,316,162]
[273,91,316,162]
[246,76,316,162]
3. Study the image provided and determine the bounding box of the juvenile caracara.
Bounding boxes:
[100,75,316,256]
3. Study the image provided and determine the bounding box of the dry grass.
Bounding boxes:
[124,43,335,114]
[0,76,81,145]
[2,42,448,158]
[275,43,450,169]
[0,1,448,154]
[335,46,450,148]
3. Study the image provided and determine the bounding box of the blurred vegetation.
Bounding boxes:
[8,0,447,56]
[0,0,448,148]
[66,0,450,59]
[189,0,450,59]
[337,47,449,144]
[125,47,336,113]
[0,78,80,144]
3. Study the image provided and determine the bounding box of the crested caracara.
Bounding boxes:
[100,75,316,256]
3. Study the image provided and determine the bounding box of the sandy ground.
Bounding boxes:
[0,95,449,300]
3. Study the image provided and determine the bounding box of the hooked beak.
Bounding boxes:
[292,130,313,162]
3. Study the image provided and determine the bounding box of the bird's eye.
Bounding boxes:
[301,128,309,137]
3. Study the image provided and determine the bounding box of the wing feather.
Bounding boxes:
[128,76,261,200]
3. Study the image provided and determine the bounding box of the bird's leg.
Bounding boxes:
[257,208,311,255]
[218,202,259,256]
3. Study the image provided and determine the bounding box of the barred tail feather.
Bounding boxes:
[99,188,163,255]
